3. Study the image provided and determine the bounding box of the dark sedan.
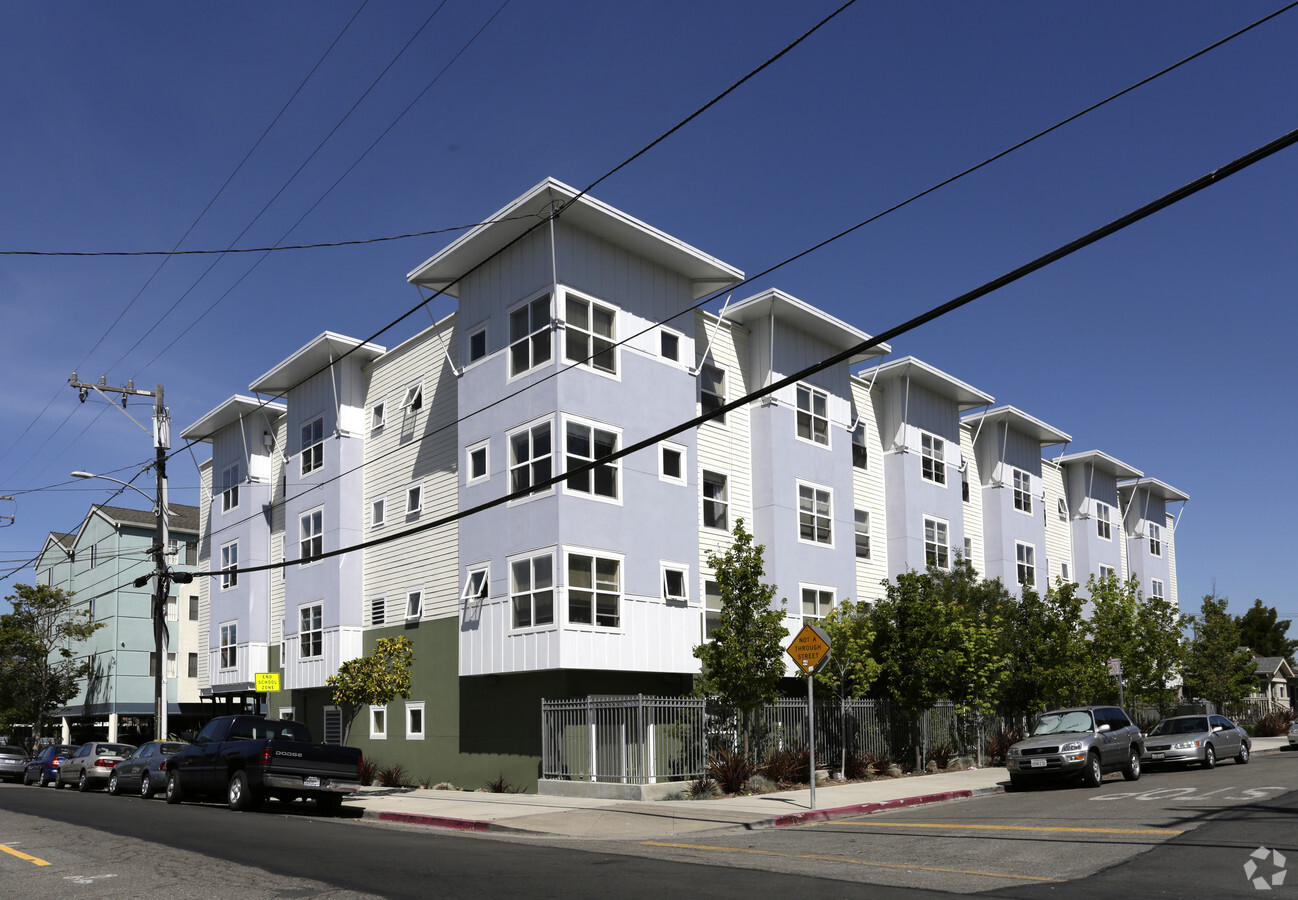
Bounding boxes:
[22,744,78,786]
[108,741,187,798]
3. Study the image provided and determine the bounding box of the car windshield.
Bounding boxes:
[1150,717,1208,736]
[100,744,134,756]
[1032,711,1094,735]
[159,742,187,755]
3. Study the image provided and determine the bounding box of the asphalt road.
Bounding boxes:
[2,752,1294,899]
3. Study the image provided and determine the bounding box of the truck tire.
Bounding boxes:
[316,794,342,815]
[228,770,260,812]
[166,770,184,804]
[1082,751,1103,788]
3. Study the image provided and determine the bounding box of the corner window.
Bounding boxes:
[854,509,871,559]
[1148,522,1162,557]
[371,496,386,529]
[1013,469,1032,514]
[662,564,688,604]
[370,596,386,627]
[468,328,487,363]
[406,701,426,740]
[221,463,240,512]
[466,440,489,485]
[801,586,834,624]
[564,292,617,375]
[1095,501,1112,540]
[301,417,324,476]
[370,705,387,740]
[299,508,323,564]
[509,293,552,377]
[924,516,949,569]
[1016,542,1036,587]
[300,603,322,658]
[406,590,423,621]
[220,542,238,589]
[796,384,829,446]
[797,482,833,546]
[920,433,945,485]
[659,442,686,485]
[510,552,554,628]
[371,401,386,432]
[406,483,422,515]
[702,470,728,531]
[509,419,553,496]
[567,552,621,628]
[699,364,726,423]
[703,579,722,640]
[851,422,868,469]
[660,329,680,362]
[219,622,237,669]
[565,420,619,500]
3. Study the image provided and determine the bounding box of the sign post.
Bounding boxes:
[787,623,832,810]
[1107,658,1124,709]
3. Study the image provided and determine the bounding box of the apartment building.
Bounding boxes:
[182,178,1187,787]
[34,503,202,743]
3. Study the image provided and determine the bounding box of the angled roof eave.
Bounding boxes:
[962,405,1072,448]
[1118,477,1190,504]
[405,178,744,301]
[859,356,994,411]
[249,332,386,396]
[181,395,287,444]
[1058,450,1143,480]
[725,289,890,364]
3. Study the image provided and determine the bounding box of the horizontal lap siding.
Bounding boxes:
[1042,461,1072,584]
[198,462,212,688]
[960,426,984,575]
[851,377,888,603]
[695,311,751,571]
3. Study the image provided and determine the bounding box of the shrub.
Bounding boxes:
[868,754,894,776]
[927,741,955,770]
[760,745,810,786]
[686,775,720,800]
[376,762,408,787]
[483,773,526,793]
[358,758,377,787]
[985,726,1024,765]
[843,752,874,780]
[707,746,754,795]
[1253,709,1298,737]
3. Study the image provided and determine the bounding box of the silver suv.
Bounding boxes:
[1006,706,1143,789]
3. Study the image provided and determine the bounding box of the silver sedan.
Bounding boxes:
[1142,714,1249,768]
[57,742,136,791]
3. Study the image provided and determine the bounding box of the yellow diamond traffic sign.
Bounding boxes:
[787,622,831,674]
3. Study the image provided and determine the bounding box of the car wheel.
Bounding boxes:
[165,770,183,805]
[1202,744,1215,769]
[54,772,64,789]
[228,770,259,812]
[23,769,34,786]
[107,773,119,795]
[1236,743,1250,765]
[1122,748,1141,781]
[1082,751,1103,788]
[140,773,154,799]
[78,771,89,792]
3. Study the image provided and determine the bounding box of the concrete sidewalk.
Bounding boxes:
[341,738,1291,838]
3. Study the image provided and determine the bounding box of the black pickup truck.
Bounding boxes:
[164,715,362,813]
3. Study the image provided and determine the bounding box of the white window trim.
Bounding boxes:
[658,440,687,486]
[406,701,426,741]
[561,287,620,378]
[795,383,831,448]
[1098,564,1116,580]
[854,508,871,560]
[923,514,951,570]
[508,547,557,632]
[219,620,238,670]
[920,431,947,486]
[1150,578,1165,602]
[298,602,323,659]
[221,462,241,513]
[406,481,423,516]
[1015,541,1036,588]
[561,414,622,505]
[299,506,323,567]
[799,582,836,623]
[796,479,834,548]
[851,421,868,471]
[405,588,423,622]
[370,399,387,433]
[301,416,325,477]
[701,574,722,642]
[1095,501,1113,541]
[278,707,295,721]
[467,325,488,364]
[507,289,554,381]
[402,380,424,416]
[564,546,625,631]
[658,326,684,364]
[1012,468,1033,515]
[701,468,729,532]
[1147,521,1163,557]
[370,496,386,529]
[661,561,690,605]
[699,363,726,425]
[507,414,555,503]
[466,439,490,486]
[220,541,238,590]
[462,564,490,608]
[369,704,388,740]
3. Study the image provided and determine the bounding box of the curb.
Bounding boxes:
[761,785,1003,829]
[371,810,498,832]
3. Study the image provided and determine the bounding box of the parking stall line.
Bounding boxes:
[839,822,1184,837]
[1,843,52,867]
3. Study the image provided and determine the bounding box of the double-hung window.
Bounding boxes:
[798,482,832,545]
[220,542,238,589]
[221,463,240,512]
[1016,542,1036,587]
[703,579,722,640]
[219,622,237,669]
[509,420,552,496]
[801,586,834,624]
[851,422,868,469]
[510,553,554,628]
[1099,564,1116,580]
[301,417,324,476]
[796,384,829,445]
[700,364,725,423]
[565,420,618,499]
[1012,468,1032,514]
[924,516,949,569]
[509,294,552,377]
[564,293,617,374]
[702,471,728,530]
[300,509,322,564]
[1148,522,1162,556]
[855,509,871,559]
[1095,501,1112,540]
[568,553,621,628]
[1151,578,1164,601]
[300,604,322,658]
[920,433,945,485]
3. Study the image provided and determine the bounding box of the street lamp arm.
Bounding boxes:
[71,471,163,516]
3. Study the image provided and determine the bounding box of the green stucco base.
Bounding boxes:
[264,618,692,792]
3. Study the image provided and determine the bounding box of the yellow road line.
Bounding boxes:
[1,844,52,867]
[641,841,1060,883]
[841,822,1183,836]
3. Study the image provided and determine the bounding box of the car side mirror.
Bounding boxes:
[1212,725,1223,733]
[1097,723,1111,734]
[180,731,196,743]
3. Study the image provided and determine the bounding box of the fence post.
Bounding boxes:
[587,697,597,783]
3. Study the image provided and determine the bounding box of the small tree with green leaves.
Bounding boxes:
[693,519,788,760]
[0,584,104,749]
[1001,580,1094,719]
[1184,591,1257,710]
[816,599,880,774]
[326,636,415,745]
[1086,573,1187,712]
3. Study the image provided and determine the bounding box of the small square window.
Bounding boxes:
[662,565,688,604]
[467,441,489,485]
[659,442,685,485]
[403,383,423,413]
[370,705,387,740]
[371,402,386,432]
[406,701,426,740]
[469,329,487,363]
[660,330,680,362]
[462,567,489,606]
[406,484,422,515]
[1099,564,1116,580]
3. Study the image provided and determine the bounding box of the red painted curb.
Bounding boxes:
[768,789,974,827]
[377,811,494,831]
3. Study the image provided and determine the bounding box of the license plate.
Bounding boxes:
[304,776,320,788]
[1030,758,1046,768]
[1151,753,1165,760]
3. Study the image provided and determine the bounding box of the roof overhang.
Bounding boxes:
[725,289,890,365]
[181,395,287,444]
[1058,450,1143,480]
[405,177,744,301]
[1118,477,1189,504]
[249,332,386,396]
[859,356,994,411]
[962,405,1071,447]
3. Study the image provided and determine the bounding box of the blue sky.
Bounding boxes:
[2,1,1295,626]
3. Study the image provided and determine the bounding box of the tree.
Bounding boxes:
[1001,580,1095,719]
[1085,573,1187,713]
[692,519,789,759]
[0,584,103,749]
[927,560,1013,724]
[816,599,880,776]
[1235,599,1298,663]
[1183,592,1257,709]
[326,636,415,745]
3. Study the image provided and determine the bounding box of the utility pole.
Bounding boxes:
[69,375,175,740]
